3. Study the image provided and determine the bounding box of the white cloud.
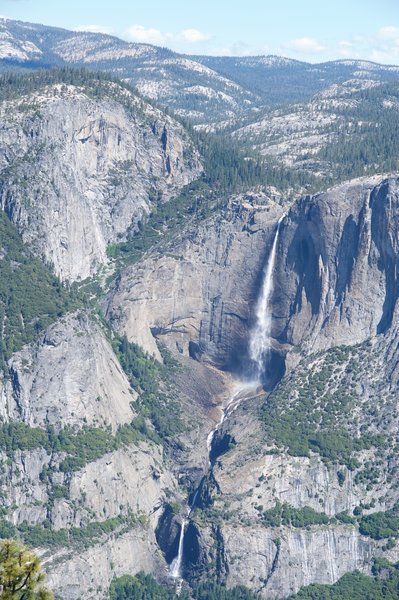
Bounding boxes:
[287,37,326,54]
[378,26,399,40]
[337,40,355,58]
[180,29,210,43]
[368,48,393,62]
[119,24,399,64]
[281,28,399,64]
[75,25,114,35]
[125,25,170,45]
[125,24,210,46]
[362,25,399,63]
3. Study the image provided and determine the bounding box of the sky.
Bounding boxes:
[1,0,399,63]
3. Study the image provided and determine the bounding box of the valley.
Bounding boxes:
[0,16,398,600]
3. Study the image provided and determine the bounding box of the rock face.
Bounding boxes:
[3,311,135,432]
[0,439,178,599]
[108,174,399,382]
[44,443,175,599]
[177,174,399,598]
[0,306,181,598]
[221,525,380,597]
[0,314,180,598]
[45,526,164,600]
[64,444,172,522]
[106,194,284,367]
[0,72,399,600]
[0,81,201,280]
[273,175,399,354]
[33,173,399,599]
[196,383,399,596]
[105,173,399,598]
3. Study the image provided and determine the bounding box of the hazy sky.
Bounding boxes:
[1,0,399,63]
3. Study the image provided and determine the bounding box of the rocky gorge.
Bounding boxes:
[111,174,399,598]
[0,41,397,600]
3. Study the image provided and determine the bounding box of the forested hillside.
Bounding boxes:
[0,16,399,600]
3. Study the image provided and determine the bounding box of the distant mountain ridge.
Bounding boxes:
[1,17,399,124]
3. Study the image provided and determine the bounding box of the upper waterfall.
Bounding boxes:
[249,215,284,382]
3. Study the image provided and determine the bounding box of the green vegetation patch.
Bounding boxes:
[113,336,185,440]
[261,502,329,529]
[0,210,80,365]
[359,508,399,540]
[0,513,142,550]
[260,343,387,468]
[109,572,258,600]
[110,573,182,600]
[0,68,144,109]
[290,559,399,599]
[0,421,146,474]
[189,127,317,193]
[194,584,258,600]
[259,502,399,542]
[316,82,399,179]
[107,179,218,266]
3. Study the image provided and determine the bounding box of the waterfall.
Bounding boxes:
[170,519,186,579]
[206,384,250,467]
[170,385,255,579]
[249,216,284,381]
[168,215,284,583]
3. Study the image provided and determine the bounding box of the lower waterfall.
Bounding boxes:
[169,216,284,582]
[170,518,187,579]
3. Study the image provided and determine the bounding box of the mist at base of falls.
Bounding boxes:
[241,349,286,391]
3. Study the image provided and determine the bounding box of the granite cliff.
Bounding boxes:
[185,175,399,597]
[0,67,398,600]
[0,75,201,280]
[107,175,399,598]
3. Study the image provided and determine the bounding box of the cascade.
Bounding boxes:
[170,519,187,579]
[169,216,284,582]
[169,492,197,579]
[249,215,284,381]
[206,383,252,467]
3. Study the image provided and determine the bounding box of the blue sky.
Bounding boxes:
[1,0,399,63]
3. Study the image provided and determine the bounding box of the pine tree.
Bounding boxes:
[0,539,53,599]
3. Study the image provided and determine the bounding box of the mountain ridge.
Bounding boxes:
[1,17,399,125]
